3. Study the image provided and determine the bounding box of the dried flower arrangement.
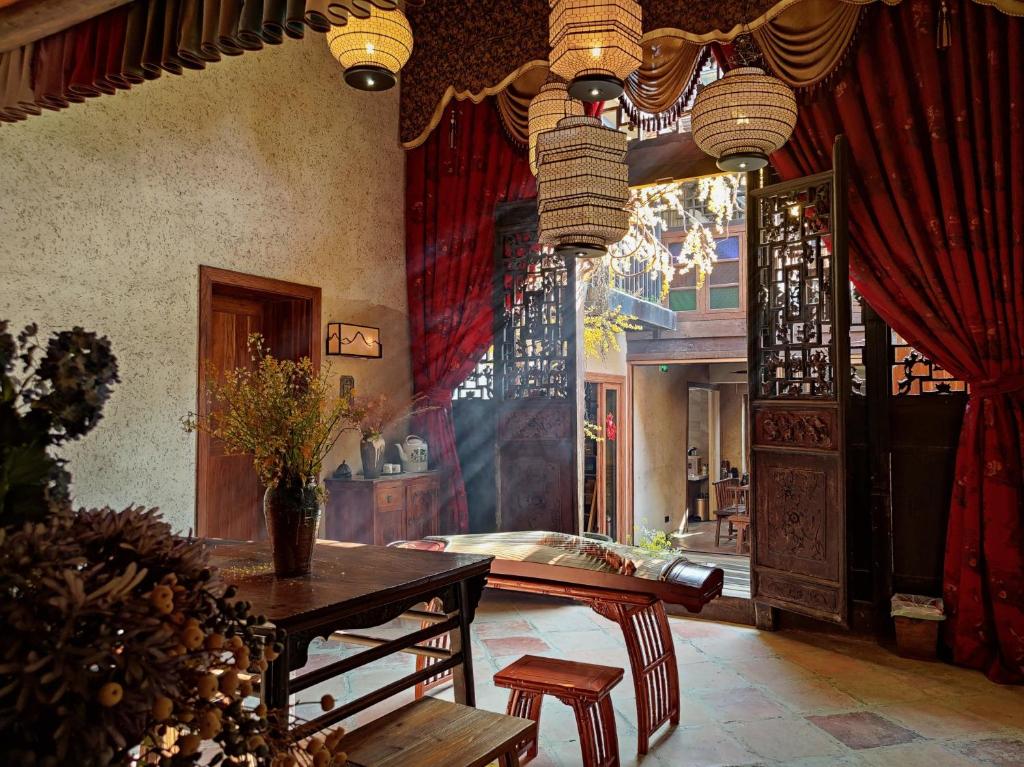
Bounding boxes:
[183,334,361,499]
[0,322,348,766]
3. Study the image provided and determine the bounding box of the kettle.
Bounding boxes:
[395,435,429,473]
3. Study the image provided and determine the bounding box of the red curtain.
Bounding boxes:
[771,0,1023,682]
[405,99,536,533]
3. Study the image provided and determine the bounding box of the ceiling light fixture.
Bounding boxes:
[326,7,414,92]
[535,114,630,258]
[548,0,643,103]
[690,67,798,172]
[527,82,585,176]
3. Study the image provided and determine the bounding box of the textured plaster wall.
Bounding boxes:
[719,383,745,474]
[0,35,408,532]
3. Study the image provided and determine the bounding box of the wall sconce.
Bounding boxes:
[327,323,382,358]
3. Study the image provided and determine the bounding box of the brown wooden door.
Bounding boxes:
[406,477,439,540]
[746,137,851,625]
[196,267,321,539]
[493,201,577,535]
[204,294,266,541]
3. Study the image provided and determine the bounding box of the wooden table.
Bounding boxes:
[207,541,492,736]
[726,483,750,509]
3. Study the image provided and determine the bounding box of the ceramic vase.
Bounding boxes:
[263,479,322,577]
[360,434,386,479]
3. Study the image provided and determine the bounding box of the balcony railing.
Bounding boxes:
[608,260,675,330]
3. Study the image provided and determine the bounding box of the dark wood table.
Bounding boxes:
[207,540,492,736]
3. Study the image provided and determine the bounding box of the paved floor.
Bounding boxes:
[298,591,1024,767]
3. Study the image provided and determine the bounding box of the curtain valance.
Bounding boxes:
[399,0,1023,148]
[0,0,398,124]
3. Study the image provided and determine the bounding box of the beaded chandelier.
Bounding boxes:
[690,67,798,171]
[536,115,630,258]
[548,0,643,102]
[528,82,585,176]
[326,6,414,91]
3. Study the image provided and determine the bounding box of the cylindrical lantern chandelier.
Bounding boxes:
[326,6,414,91]
[690,67,798,172]
[527,82,584,176]
[548,0,643,102]
[536,115,630,258]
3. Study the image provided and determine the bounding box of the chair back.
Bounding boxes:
[712,477,739,511]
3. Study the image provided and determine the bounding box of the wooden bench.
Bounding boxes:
[494,655,624,767]
[338,697,535,767]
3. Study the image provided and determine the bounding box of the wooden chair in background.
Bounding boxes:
[711,477,742,547]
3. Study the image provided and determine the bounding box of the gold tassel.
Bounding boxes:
[937,0,952,50]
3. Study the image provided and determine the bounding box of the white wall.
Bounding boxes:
[0,35,409,531]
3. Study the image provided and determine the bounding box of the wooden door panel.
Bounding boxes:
[204,297,264,540]
[747,137,850,626]
[407,478,439,539]
[375,508,406,546]
[493,201,577,535]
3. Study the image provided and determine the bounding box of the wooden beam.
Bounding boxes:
[0,0,135,54]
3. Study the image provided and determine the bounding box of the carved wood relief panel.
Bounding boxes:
[753,407,837,450]
[754,452,840,582]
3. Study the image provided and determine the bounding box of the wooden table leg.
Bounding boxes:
[261,633,291,713]
[589,599,679,755]
[450,579,477,706]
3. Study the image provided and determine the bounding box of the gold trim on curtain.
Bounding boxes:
[495,64,551,147]
[752,0,863,89]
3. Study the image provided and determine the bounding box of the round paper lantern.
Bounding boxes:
[690,67,798,172]
[536,115,630,258]
[326,7,414,91]
[528,82,585,176]
[548,0,643,102]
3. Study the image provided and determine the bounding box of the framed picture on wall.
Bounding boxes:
[326,322,382,358]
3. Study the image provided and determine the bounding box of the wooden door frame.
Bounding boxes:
[584,372,631,543]
[196,266,322,536]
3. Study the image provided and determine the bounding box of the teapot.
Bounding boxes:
[395,435,429,473]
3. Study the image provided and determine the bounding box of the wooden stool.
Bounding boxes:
[338,697,534,767]
[494,655,624,767]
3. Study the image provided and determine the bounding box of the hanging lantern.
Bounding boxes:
[548,0,643,102]
[690,67,798,172]
[536,115,630,258]
[527,82,585,176]
[326,7,414,92]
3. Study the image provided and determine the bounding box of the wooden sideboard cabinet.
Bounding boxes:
[324,472,441,545]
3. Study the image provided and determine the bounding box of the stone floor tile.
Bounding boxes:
[729,655,818,686]
[876,698,1004,739]
[951,736,1024,766]
[481,635,551,657]
[677,660,751,691]
[695,686,791,722]
[654,723,763,767]
[472,618,533,638]
[807,711,918,750]
[765,678,864,715]
[726,716,850,761]
[673,639,714,665]
[545,627,623,652]
[857,741,979,767]
[955,690,1024,730]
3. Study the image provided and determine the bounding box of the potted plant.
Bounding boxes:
[350,393,397,479]
[184,334,358,577]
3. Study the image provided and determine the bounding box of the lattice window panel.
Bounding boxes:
[497,229,572,400]
[753,181,835,398]
[889,331,968,396]
[453,345,494,400]
[849,284,866,396]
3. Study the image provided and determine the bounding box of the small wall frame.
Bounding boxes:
[326,322,382,358]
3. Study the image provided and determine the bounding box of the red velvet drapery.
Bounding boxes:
[405,99,536,533]
[771,0,1023,682]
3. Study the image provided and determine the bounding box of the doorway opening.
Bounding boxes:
[196,266,321,540]
[583,374,630,541]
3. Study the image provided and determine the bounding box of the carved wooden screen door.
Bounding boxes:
[493,200,577,534]
[746,137,851,625]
